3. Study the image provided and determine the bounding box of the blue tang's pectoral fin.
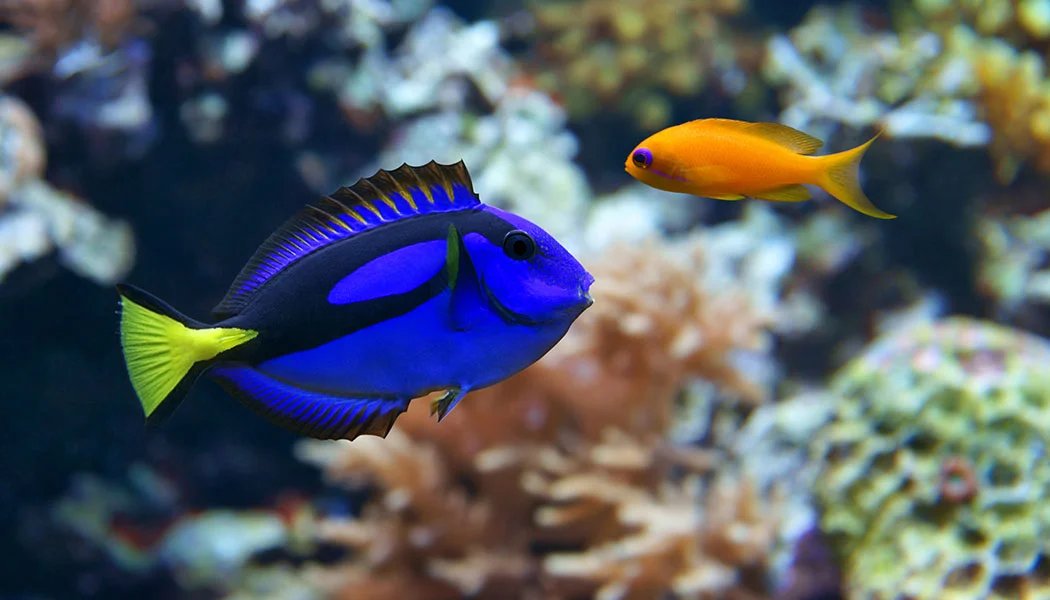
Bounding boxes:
[444,223,487,332]
[430,387,466,422]
[209,365,411,440]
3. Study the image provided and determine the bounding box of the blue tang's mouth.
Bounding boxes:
[482,278,594,326]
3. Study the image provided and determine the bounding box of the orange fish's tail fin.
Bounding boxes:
[815,132,896,220]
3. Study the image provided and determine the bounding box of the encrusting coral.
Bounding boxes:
[811,316,1050,600]
[522,0,751,129]
[230,233,788,600]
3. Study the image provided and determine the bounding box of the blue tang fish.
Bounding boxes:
[117,161,595,440]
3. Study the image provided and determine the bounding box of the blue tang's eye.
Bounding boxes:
[632,148,653,169]
[503,230,535,260]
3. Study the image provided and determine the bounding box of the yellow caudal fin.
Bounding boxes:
[117,283,258,426]
[815,133,897,220]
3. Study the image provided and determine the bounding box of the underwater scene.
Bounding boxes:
[5,0,1050,598]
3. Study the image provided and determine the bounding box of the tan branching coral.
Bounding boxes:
[523,0,751,129]
[253,233,785,600]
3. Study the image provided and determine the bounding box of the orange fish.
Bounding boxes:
[624,118,895,220]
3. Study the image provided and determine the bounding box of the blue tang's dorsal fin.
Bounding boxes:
[212,160,481,318]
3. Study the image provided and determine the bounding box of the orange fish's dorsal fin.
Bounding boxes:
[752,184,811,202]
[702,119,824,155]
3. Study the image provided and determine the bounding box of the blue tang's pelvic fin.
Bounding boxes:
[430,387,466,422]
[210,365,411,439]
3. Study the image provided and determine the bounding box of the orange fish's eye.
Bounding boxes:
[631,148,652,169]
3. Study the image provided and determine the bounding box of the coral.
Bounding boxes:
[967,35,1050,182]
[892,0,1050,182]
[230,230,792,600]
[763,5,991,148]
[0,0,139,58]
[309,8,592,249]
[368,84,591,250]
[52,464,317,592]
[0,94,45,207]
[976,205,1050,315]
[732,389,837,587]
[0,94,134,284]
[522,0,752,129]
[811,317,1050,599]
[0,0,156,151]
[0,31,34,86]
[903,0,1050,45]
[307,4,495,126]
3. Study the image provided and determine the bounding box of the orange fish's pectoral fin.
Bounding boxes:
[752,184,811,202]
[704,192,746,201]
[701,119,824,155]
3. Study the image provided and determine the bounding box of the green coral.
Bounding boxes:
[523,0,749,130]
[811,317,1050,600]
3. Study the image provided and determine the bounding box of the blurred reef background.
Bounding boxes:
[3,0,1050,598]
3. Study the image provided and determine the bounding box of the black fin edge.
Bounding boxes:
[209,365,411,440]
[211,160,479,319]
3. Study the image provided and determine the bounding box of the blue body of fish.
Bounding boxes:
[117,161,594,440]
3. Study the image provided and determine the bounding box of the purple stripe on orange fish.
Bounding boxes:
[650,167,687,182]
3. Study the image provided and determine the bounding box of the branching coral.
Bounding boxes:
[522,0,751,129]
[888,0,1050,182]
[763,5,991,148]
[811,317,1050,599]
[0,94,44,208]
[52,464,317,592]
[0,93,134,284]
[230,231,791,600]
[976,205,1050,314]
[0,0,139,58]
[903,0,1050,45]
[368,84,591,249]
[308,5,505,125]
[968,35,1050,182]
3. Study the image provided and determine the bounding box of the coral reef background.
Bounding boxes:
[2,0,1050,599]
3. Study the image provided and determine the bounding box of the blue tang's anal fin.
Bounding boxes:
[209,365,410,440]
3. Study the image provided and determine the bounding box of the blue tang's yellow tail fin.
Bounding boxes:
[116,284,258,426]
